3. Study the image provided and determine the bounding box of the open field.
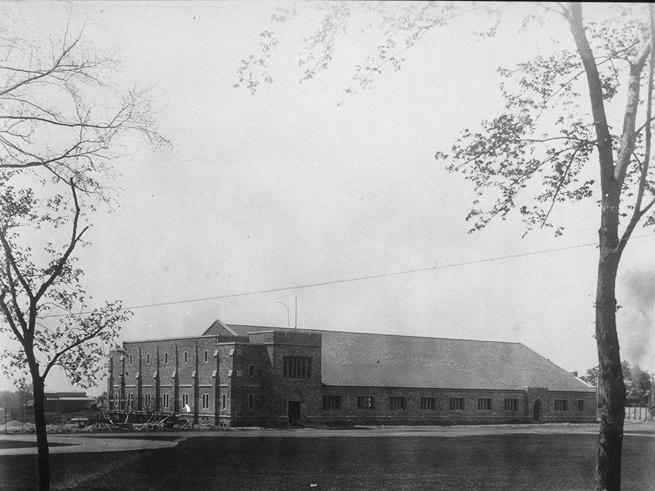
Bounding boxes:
[0,424,653,490]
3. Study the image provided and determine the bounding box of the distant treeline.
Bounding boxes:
[580,362,653,407]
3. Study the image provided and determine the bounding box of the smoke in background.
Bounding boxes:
[618,269,655,371]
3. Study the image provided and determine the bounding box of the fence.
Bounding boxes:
[625,406,652,421]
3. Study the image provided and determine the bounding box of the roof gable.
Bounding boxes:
[202,319,238,336]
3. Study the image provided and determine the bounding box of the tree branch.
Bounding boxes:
[0,287,25,344]
[619,5,655,256]
[614,41,651,184]
[41,323,106,380]
[33,179,89,303]
[0,115,123,130]
[541,145,582,228]
[568,3,615,190]
[0,32,81,98]
[0,226,35,302]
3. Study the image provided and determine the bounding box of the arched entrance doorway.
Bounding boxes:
[288,389,303,424]
[288,401,301,423]
[533,399,542,422]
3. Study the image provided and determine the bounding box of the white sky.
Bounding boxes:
[2,2,654,394]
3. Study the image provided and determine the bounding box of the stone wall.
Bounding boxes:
[108,336,236,425]
[317,386,596,425]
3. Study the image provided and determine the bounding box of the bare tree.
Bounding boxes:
[235,3,653,489]
[0,18,167,491]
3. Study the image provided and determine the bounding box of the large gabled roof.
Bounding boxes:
[202,321,594,393]
[320,331,593,392]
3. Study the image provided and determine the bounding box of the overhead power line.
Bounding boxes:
[41,232,654,319]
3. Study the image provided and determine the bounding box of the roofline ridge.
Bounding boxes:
[316,328,519,344]
[227,323,287,330]
[227,323,519,344]
[123,334,206,343]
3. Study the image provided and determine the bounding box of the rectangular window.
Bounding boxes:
[146,353,150,365]
[145,393,151,408]
[420,397,436,410]
[248,394,254,410]
[323,395,341,410]
[449,397,464,410]
[164,353,168,364]
[184,351,188,363]
[577,400,584,411]
[163,393,169,408]
[129,354,133,365]
[249,364,255,376]
[390,396,406,410]
[204,351,208,363]
[357,396,375,409]
[182,393,189,407]
[202,393,209,409]
[282,356,312,378]
[504,398,518,411]
[127,393,134,408]
[555,399,568,411]
[477,398,492,410]
[222,394,226,410]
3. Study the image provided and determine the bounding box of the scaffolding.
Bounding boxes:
[100,396,194,431]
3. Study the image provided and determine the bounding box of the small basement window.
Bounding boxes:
[357,396,375,409]
[555,399,568,411]
[449,397,464,410]
[477,398,492,410]
[420,397,436,410]
[504,398,518,411]
[323,395,341,410]
[390,396,406,410]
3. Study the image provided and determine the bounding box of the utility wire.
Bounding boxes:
[40,232,654,319]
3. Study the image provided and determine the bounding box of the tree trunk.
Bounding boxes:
[594,192,626,491]
[568,4,629,488]
[32,375,50,491]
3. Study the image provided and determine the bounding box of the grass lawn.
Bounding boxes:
[0,432,653,490]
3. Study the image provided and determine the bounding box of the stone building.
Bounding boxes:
[106,319,596,426]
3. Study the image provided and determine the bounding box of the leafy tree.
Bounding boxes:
[582,362,653,406]
[0,384,32,420]
[0,19,166,491]
[581,365,600,386]
[630,366,653,407]
[236,3,653,489]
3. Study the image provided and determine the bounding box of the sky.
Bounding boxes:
[1,2,653,394]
